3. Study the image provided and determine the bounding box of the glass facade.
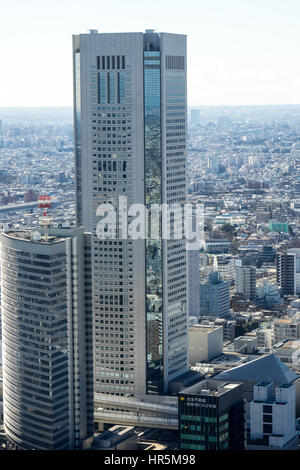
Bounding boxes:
[164,61,188,378]
[178,387,245,451]
[144,50,164,394]
[74,50,82,225]
[108,72,116,104]
[118,72,126,104]
[98,71,106,103]
[1,244,70,449]
[179,397,229,450]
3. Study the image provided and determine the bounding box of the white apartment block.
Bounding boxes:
[273,316,300,345]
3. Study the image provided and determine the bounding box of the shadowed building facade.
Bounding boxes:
[1,228,93,450]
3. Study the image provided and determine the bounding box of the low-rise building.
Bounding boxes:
[178,379,245,450]
[273,316,300,344]
[189,325,223,365]
[204,239,231,254]
[249,382,297,449]
[256,328,273,350]
[234,336,258,354]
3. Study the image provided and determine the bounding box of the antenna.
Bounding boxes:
[38,195,52,241]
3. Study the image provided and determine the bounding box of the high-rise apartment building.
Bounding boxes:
[235,260,256,301]
[73,30,188,396]
[1,228,94,450]
[277,249,300,295]
[199,272,230,318]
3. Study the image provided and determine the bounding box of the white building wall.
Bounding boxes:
[189,326,223,364]
[250,383,296,448]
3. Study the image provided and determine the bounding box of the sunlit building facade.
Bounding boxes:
[73,30,188,396]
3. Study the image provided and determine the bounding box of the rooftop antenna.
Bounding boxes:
[38,195,52,241]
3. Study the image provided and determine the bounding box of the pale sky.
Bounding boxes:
[1,0,300,106]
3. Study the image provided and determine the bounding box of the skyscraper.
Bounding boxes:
[1,228,94,450]
[73,30,188,396]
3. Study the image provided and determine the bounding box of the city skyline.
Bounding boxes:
[1,0,300,107]
[2,13,300,452]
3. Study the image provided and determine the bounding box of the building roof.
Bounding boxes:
[179,379,241,397]
[214,353,298,384]
[189,325,221,333]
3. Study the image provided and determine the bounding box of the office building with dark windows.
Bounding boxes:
[178,379,245,450]
[73,30,188,397]
[0,228,94,450]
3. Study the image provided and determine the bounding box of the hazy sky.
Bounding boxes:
[1,0,300,106]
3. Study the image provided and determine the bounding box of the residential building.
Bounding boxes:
[256,328,273,350]
[199,272,230,318]
[213,255,235,282]
[277,249,300,295]
[273,316,300,344]
[256,280,282,307]
[235,261,256,301]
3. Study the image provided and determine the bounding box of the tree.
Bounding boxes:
[221,223,237,240]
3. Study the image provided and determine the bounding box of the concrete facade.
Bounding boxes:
[189,325,223,364]
[73,30,188,396]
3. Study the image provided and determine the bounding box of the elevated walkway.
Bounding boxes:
[94,394,178,430]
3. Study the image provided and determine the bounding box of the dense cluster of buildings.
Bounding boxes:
[0,30,300,452]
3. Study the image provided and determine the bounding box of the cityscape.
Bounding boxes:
[1,1,300,459]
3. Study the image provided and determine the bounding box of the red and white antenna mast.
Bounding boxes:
[38,195,52,241]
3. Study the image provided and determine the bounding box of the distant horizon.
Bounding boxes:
[1,103,300,109]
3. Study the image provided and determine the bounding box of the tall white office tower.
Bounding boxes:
[1,228,94,450]
[73,30,188,396]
